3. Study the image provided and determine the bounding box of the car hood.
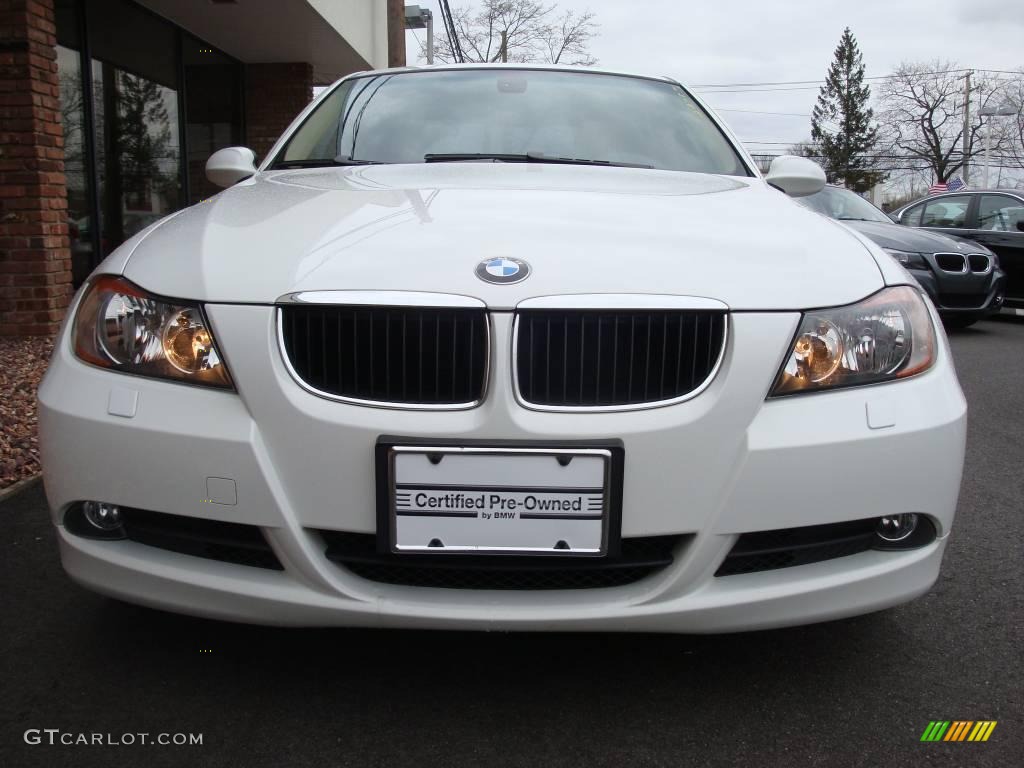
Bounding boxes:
[843,219,988,254]
[122,163,884,310]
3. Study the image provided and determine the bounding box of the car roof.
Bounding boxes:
[338,63,680,87]
[894,188,1024,213]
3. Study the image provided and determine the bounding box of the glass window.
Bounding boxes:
[56,0,96,286]
[977,194,1024,232]
[87,0,181,255]
[276,70,751,176]
[797,187,892,223]
[55,0,243,277]
[183,35,243,204]
[91,62,181,253]
[86,0,177,90]
[920,195,971,228]
[57,42,96,286]
[900,203,924,227]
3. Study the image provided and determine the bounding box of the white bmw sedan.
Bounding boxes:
[39,65,967,632]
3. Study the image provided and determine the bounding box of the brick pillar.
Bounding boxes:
[0,0,72,337]
[244,63,313,163]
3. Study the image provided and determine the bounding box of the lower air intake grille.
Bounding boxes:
[122,509,282,570]
[320,531,687,590]
[515,309,727,408]
[280,306,488,406]
[938,293,986,309]
[715,519,878,576]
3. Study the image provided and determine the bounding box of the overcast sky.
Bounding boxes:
[405,0,1022,153]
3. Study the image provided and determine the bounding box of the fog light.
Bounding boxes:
[82,501,122,531]
[876,513,918,542]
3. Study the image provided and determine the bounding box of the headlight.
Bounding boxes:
[882,248,927,269]
[769,286,936,397]
[73,275,233,389]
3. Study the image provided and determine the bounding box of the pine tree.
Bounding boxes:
[811,28,883,193]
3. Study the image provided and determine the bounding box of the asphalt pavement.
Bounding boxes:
[2,318,1022,768]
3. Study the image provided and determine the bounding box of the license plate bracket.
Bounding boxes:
[376,438,624,557]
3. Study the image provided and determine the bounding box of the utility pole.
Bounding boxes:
[961,70,973,184]
[387,0,406,68]
[980,102,1017,188]
[425,9,433,65]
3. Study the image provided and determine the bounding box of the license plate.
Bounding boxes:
[380,445,616,556]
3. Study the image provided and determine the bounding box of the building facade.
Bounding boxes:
[1,0,395,336]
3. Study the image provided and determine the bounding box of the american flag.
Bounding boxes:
[929,176,967,195]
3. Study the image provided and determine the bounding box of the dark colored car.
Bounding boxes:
[892,189,1024,312]
[799,186,1006,327]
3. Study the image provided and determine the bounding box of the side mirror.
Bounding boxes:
[1016,220,1024,233]
[765,155,827,198]
[205,147,257,188]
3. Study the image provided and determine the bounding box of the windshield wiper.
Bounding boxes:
[423,152,653,169]
[271,156,384,169]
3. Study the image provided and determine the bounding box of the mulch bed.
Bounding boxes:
[1,336,54,490]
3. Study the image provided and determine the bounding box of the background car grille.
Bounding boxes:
[320,531,687,590]
[280,306,488,406]
[967,253,991,273]
[935,253,967,272]
[938,293,986,309]
[515,310,727,408]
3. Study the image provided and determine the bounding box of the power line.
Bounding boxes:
[691,68,1019,93]
[692,69,973,88]
[437,0,465,63]
[716,108,811,117]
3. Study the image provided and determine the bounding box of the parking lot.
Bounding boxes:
[1,318,1021,768]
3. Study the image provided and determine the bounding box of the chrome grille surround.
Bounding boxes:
[966,253,993,275]
[276,291,490,410]
[511,294,729,413]
[934,252,968,273]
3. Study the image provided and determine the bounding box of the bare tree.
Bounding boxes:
[537,9,597,66]
[876,61,1011,183]
[424,1,598,66]
[1000,70,1024,171]
[787,140,820,159]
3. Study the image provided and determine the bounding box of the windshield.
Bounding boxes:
[798,186,892,223]
[272,69,750,176]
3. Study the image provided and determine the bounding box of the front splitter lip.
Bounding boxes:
[56,525,947,633]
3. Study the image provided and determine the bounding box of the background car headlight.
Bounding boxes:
[73,275,233,389]
[882,248,928,270]
[770,286,936,396]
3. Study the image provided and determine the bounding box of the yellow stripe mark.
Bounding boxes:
[968,722,986,741]
[980,721,997,742]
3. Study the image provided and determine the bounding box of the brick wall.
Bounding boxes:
[0,0,71,337]
[244,62,313,163]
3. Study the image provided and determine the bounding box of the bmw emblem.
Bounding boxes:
[476,257,531,285]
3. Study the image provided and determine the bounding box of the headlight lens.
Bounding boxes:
[882,248,927,270]
[769,286,936,396]
[73,275,233,389]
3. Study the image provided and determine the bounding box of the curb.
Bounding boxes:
[0,474,42,504]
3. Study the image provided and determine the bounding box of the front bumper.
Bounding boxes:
[908,266,1007,317]
[39,304,968,632]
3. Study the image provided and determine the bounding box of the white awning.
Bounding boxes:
[138,0,388,83]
